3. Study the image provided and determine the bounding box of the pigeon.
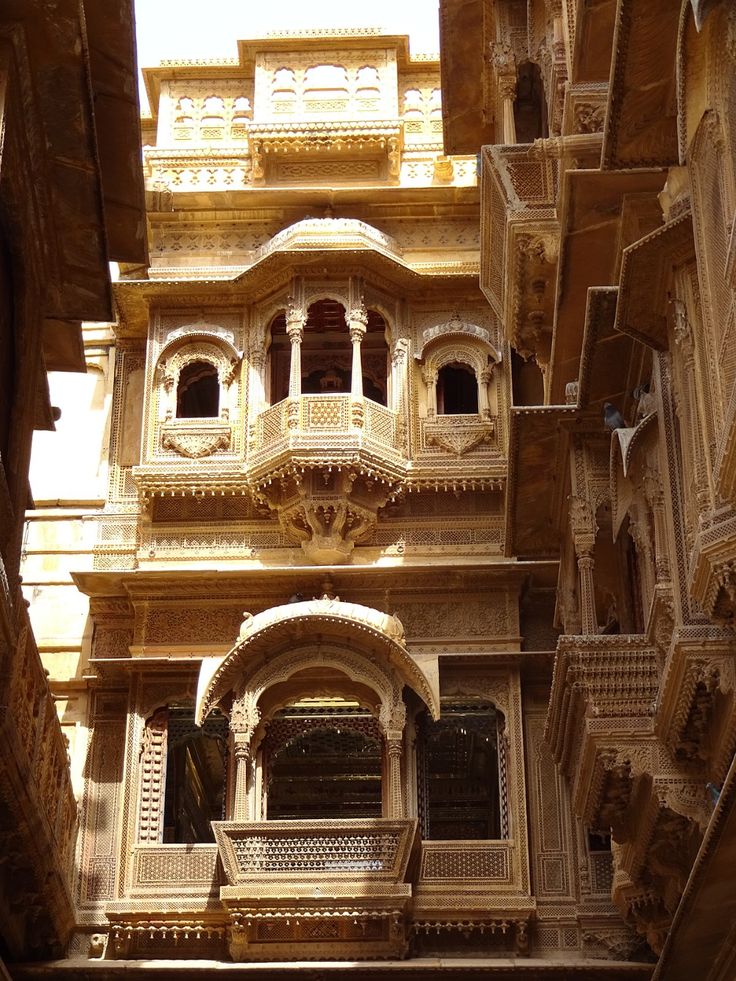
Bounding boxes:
[603,402,626,431]
[633,383,656,420]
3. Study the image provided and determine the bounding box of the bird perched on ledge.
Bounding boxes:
[603,402,626,431]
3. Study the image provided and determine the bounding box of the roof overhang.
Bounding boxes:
[549,168,666,402]
[506,405,578,560]
[114,218,480,335]
[615,211,695,350]
[602,0,680,169]
[438,0,495,154]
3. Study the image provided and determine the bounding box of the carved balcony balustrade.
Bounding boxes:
[213,818,417,961]
[246,118,405,185]
[413,839,534,956]
[250,393,404,474]
[248,393,404,564]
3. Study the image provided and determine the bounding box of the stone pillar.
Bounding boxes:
[499,75,517,145]
[348,303,368,429]
[387,738,404,819]
[628,501,656,615]
[380,700,406,819]
[644,468,671,583]
[423,366,438,417]
[569,495,598,633]
[249,344,267,410]
[479,365,494,419]
[286,308,305,399]
[577,553,597,634]
[348,304,368,395]
[286,302,305,431]
[673,304,712,516]
[391,338,410,454]
[232,737,251,821]
[230,691,260,821]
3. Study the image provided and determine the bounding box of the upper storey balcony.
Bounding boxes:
[111,215,504,567]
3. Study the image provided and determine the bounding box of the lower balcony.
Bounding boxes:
[213,818,418,961]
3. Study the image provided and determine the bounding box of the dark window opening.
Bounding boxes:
[265,703,382,820]
[511,349,544,406]
[418,702,502,840]
[176,360,220,418]
[587,830,612,852]
[163,706,228,843]
[265,299,389,405]
[437,363,478,414]
[514,61,548,143]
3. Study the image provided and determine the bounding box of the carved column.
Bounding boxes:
[499,74,518,145]
[232,737,252,821]
[348,302,368,428]
[286,300,306,430]
[577,554,597,634]
[491,42,517,145]
[422,366,438,417]
[230,694,260,821]
[569,496,598,633]
[391,338,410,454]
[387,738,404,818]
[380,700,406,819]
[628,500,656,614]
[643,467,671,583]
[672,302,712,516]
[249,344,267,411]
[479,365,494,419]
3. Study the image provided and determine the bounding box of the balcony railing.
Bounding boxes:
[251,394,404,467]
[214,818,417,885]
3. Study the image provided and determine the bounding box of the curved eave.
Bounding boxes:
[196,602,440,724]
[114,243,479,335]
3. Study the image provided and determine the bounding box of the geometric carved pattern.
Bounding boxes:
[214,820,416,883]
[420,843,510,881]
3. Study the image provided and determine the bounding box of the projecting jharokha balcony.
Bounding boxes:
[213,818,418,961]
[251,394,404,470]
[248,394,406,564]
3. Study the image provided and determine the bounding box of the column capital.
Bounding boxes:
[347,303,369,337]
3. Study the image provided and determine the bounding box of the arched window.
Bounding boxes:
[163,706,228,844]
[417,702,503,840]
[437,362,478,414]
[176,360,219,418]
[263,701,383,820]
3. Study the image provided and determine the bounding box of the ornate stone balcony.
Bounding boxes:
[545,634,659,835]
[413,839,534,954]
[249,394,405,564]
[213,818,418,961]
[480,143,559,362]
[250,394,404,475]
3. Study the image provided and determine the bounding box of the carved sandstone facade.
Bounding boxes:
[13,9,736,979]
